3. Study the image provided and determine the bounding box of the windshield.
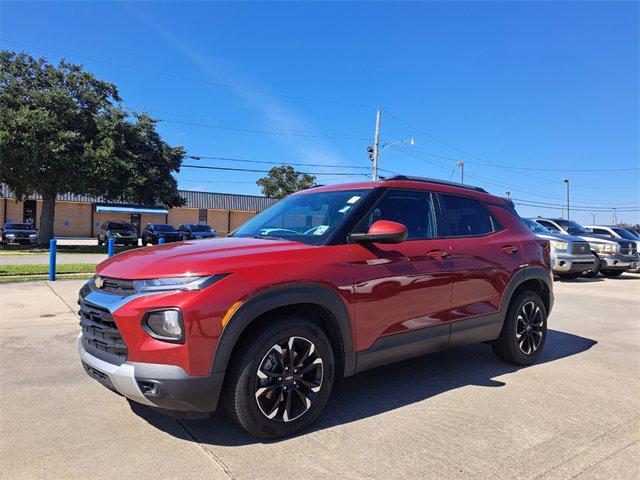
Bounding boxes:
[108,222,132,230]
[153,224,177,232]
[523,218,550,234]
[4,223,33,230]
[233,189,370,245]
[612,227,639,240]
[556,220,587,235]
[190,225,212,232]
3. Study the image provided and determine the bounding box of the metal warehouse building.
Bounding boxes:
[0,184,278,238]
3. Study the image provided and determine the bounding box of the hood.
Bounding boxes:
[533,232,585,243]
[574,233,624,245]
[96,236,312,279]
[3,227,37,233]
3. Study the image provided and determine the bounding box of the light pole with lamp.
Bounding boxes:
[368,136,415,181]
[563,178,570,220]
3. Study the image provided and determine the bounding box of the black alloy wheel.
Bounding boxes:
[515,301,544,355]
[254,336,323,423]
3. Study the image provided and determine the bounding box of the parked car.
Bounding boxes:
[532,218,638,277]
[523,218,596,279]
[177,224,218,240]
[97,221,138,247]
[141,223,182,245]
[584,225,640,273]
[1,222,39,245]
[78,176,553,438]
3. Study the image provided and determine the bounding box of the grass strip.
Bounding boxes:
[0,273,94,284]
[0,263,96,276]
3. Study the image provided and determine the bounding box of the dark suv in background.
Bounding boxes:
[1,222,39,245]
[141,224,182,245]
[177,224,217,240]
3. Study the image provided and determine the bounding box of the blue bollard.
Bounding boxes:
[49,239,57,281]
[158,237,165,245]
[107,237,115,257]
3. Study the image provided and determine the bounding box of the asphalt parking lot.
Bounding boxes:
[1,276,638,480]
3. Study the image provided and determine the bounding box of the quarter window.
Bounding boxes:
[440,194,494,237]
[354,189,436,240]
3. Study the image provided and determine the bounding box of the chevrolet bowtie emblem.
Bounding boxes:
[94,276,104,289]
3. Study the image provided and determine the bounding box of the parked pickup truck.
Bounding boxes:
[584,225,640,273]
[533,218,638,278]
[523,218,596,279]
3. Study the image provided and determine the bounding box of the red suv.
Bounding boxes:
[78,176,553,438]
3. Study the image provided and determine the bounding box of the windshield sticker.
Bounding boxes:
[338,205,351,214]
[313,225,330,235]
[346,195,362,204]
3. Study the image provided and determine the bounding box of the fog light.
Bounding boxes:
[143,309,184,343]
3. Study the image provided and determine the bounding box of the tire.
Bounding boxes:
[222,316,335,439]
[558,273,580,280]
[492,291,547,366]
[601,270,624,278]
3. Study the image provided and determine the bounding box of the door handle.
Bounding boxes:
[426,249,449,260]
[501,245,518,255]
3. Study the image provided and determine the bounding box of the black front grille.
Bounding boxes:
[79,300,128,363]
[99,277,136,295]
[570,241,591,255]
[619,242,636,255]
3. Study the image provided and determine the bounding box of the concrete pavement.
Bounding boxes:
[1,276,638,479]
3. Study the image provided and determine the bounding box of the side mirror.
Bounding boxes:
[351,220,408,244]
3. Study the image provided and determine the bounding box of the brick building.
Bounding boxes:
[0,184,278,238]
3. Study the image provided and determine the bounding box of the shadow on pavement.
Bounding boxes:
[131,329,597,446]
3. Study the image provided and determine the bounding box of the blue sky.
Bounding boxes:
[2,1,638,224]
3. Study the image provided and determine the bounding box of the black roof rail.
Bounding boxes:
[383,175,488,193]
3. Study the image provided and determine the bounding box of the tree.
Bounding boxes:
[0,51,185,243]
[256,165,316,199]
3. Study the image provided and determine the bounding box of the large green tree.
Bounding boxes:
[0,51,185,243]
[256,165,316,199]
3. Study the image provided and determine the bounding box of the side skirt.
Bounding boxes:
[354,312,504,374]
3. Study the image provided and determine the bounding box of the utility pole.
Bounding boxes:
[457,162,465,184]
[372,107,381,181]
[591,213,596,224]
[612,208,617,224]
[563,179,570,220]
[505,191,511,198]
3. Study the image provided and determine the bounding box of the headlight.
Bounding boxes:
[29,234,38,238]
[549,241,568,251]
[594,243,618,254]
[134,274,227,292]
[6,233,15,238]
[143,309,184,343]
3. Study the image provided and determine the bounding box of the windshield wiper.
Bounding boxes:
[252,235,287,241]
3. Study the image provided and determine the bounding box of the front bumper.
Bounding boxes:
[78,334,223,413]
[109,236,138,244]
[3,236,39,244]
[551,253,597,274]
[598,253,638,271]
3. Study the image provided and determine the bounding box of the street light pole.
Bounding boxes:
[372,107,381,181]
[563,178,570,220]
[457,162,465,184]
[591,213,596,224]
[505,191,511,198]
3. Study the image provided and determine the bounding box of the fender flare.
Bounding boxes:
[501,265,554,315]
[210,283,356,377]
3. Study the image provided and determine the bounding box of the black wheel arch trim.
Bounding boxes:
[210,283,356,378]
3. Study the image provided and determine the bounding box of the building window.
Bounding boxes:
[199,209,207,223]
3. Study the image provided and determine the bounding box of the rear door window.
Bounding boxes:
[353,189,436,240]
[537,220,562,234]
[439,194,494,237]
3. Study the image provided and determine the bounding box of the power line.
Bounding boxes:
[186,154,370,170]
[1,39,374,110]
[162,119,370,141]
[181,164,369,176]
[391,146,640,209]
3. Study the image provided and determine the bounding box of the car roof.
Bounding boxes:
[295,178,507,203]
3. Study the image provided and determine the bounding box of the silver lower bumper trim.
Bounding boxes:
[77,334,154,406]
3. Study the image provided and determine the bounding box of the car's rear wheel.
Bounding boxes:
[601,269,624,278]
[492,291,547,365]
[223,316,335,439]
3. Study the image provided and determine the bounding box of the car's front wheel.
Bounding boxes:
[492,291,547,365]
[223,316,335,439]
